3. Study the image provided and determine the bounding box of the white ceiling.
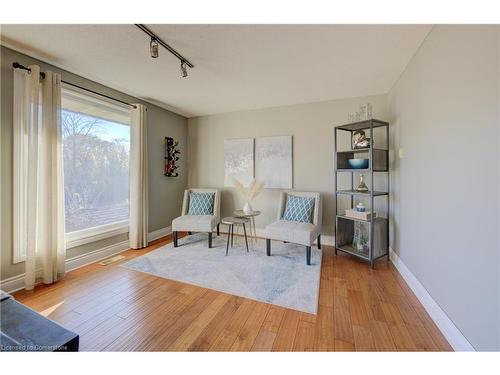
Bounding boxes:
[1,24,431,117]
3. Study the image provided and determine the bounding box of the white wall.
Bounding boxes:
[187,95,388,240]
[388,25,500,351]
[497,24,500,350]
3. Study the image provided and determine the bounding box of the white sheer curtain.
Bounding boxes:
[129,104,148,249]
[13,65,66,290]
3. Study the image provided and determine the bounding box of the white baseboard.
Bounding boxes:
[148,226,172,242]
[65,240,130,272]
[0,274,28,294]
[389,248,475,351]
[0,226,172,294]
[0,240,130,294]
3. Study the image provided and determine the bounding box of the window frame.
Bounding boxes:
[61,84,132,250]
[65,220,129,249]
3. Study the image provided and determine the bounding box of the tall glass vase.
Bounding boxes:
[352,221,369,253]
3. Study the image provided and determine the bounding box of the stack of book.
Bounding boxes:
[345,209,377,221]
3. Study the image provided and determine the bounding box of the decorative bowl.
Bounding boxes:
[347,158,369,169]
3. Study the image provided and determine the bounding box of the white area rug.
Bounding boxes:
[122,233,322,314]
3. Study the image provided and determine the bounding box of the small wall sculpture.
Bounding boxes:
[164,137,180,177]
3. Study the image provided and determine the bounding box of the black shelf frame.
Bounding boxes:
[333,118,390,268]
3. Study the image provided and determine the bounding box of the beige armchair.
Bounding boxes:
[264,191,322,265]
[172,188,221,248]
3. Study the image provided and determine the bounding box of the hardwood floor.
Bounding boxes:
[12,233,452,351]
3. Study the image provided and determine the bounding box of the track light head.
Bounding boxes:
[180,61,188,78]
[150,38,159,58]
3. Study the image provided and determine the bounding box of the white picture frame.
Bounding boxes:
[255,135,293,188]
[224,138,254,187]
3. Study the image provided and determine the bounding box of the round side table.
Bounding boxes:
[221,216,249,255]
[234,210,261,245]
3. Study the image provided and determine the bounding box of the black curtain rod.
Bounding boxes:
[12,62,137,109]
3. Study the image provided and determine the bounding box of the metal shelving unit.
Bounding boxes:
[334,119,390,268]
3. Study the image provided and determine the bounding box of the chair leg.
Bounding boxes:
[266,239,271,256]
[306,246,311,265]
[173,231,178,247]
[317,235,321,250]
[208,232,213,248]
[217,224,220,236]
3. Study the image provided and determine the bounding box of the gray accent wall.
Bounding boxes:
[0,46,188,280]
[187,94,389,239]
[388,25,500,350]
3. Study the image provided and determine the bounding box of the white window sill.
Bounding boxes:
[12,221,129,263]
[65,220,129,249]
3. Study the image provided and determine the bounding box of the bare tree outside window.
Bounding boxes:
[62,110,130,233]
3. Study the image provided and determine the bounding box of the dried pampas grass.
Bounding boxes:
[232,177,264,202]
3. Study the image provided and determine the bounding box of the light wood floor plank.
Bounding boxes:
[271,310,300,351]
[352,324,376,351]
[313,305,334,351]
[293,320,315,351]
[187,296,243,351]
[230,303,269,351]
[168,293,232,351]
[250,330,277,351]
[209,299,256,351]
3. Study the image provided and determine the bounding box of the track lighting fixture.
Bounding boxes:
[180,61,188,78]
[136,24,194,78]
[150,38,159,58]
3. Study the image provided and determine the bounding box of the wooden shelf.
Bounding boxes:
[335,148,388,171]
[337,215,387,224]
[335,243,369,260]
[336,148,387,154]
[335,118,389,132]
[336,190,388,197]
[336,168,388,173]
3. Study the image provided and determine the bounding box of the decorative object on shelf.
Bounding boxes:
[352,130,370,149]
[356,203,366,212]
[347,103,373,123]
[352,221,369,252]
[356,174,369,192]
[232,177,264,214]
[164,137,180,177]
[224,138,254,187]
[347,158,369,169]
[255,135,293,189]
[345,209,376,221]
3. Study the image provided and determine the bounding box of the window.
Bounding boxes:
[62,86,131,247]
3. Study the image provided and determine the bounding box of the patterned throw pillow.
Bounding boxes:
[282,195,315,223]
[188,192,215,215]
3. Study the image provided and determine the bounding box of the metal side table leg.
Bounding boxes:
[243,223,249,252]
[230,224,234,248]
[226,224,231,256]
